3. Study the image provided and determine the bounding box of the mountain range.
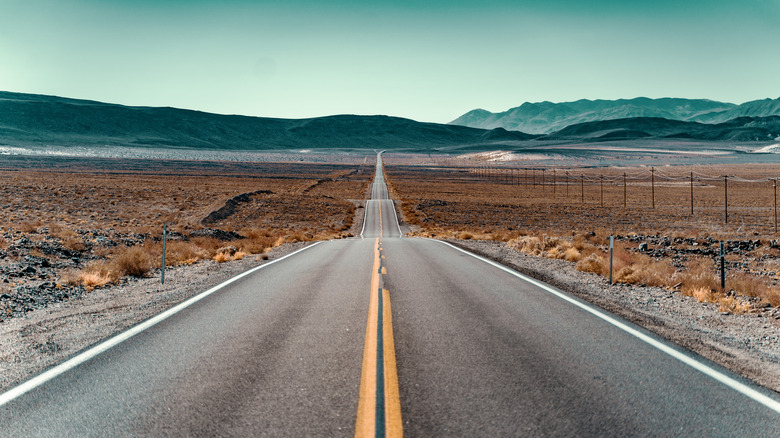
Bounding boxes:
[1,92,779,154]
[450,97,780,134]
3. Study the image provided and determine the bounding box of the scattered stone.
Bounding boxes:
[190,228,245,241]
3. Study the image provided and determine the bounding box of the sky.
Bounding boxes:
[1,0,779,123]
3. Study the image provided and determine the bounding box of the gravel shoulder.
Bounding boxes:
[447,238,780,394]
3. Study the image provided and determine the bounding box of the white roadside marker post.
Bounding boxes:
[609,235,614,285]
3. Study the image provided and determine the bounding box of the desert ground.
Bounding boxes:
[0,155,373,319]
[383,158,780,309]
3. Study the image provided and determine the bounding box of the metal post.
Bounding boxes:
[651,167,655,209]
[774,179,777,233]
[720,241,725,291]
[541,169,545,191]
[553,170,556,196]
[609,235,614,285]
[161,223,167,285]
[581,175,584,203]
[566,171,569,197]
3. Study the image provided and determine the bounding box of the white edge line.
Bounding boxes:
[360,199,370,239]
[429,238,780,414]
[0,241,323,408]
[388,199,403,237]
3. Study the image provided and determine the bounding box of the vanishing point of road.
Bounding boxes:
[1,153,779,436]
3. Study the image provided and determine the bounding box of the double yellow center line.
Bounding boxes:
[355,201,402,437]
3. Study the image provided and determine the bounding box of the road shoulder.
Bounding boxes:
[445,238,780,393]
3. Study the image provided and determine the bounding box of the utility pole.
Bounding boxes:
[775,179,778,233]
[581,174,584,203]
[566,171,569,197]
[553,169,556,196]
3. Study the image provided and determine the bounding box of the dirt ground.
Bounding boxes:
[0,155,373,320]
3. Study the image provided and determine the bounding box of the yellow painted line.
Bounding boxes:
[356,239,403,437]
[382,287,403,437]
[356,238,381,437]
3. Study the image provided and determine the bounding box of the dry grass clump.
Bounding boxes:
[676,259,720,295]
[214,246,238,263]
[507,234,575,258]
[111,245,154,277]
[164,241,208,266]
[18,221,42,233]
[726,271,780,307]
[64,245,153,290]
[576,253,605,274]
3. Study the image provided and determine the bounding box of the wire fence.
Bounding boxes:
[465,165,780,238]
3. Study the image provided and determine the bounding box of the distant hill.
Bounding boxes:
[1,92,778,154]
[451,97,780,134]
[543,115,780,142]
[0,91,537,152]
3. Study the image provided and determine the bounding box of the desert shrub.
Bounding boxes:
[576,253,605,275]
[508,236,543,255]
[214,252,231,263]
[64,262,115,290]
[717,295,752,314]
[112,245,154,277]
[689,286,715,303]
[189,236,223,255]
[76,270,113,290]
[165,241,208,265]
[563,247,582,262]
[213,245,238,263]
[18,221,41,233]
[675,258,720,295]
[726,271,780,307]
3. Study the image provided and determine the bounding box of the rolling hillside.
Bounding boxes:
[0,91,536,152]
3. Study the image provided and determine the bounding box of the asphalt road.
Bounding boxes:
[1,153,779,437]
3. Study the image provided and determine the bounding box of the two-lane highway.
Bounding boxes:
[1,152,779,436]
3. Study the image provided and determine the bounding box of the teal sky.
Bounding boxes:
[1,0,778,123]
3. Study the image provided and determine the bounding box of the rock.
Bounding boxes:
[216,245,238,256]
[638,242,648,252]
[190,228,245,241]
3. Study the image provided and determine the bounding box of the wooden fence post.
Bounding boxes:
[623,172,627,208]
[651,167,655,209]
[690,172,694,215]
